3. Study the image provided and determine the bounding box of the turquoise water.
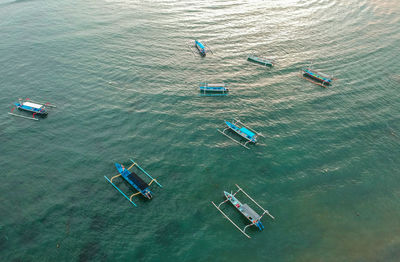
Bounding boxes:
[1,0,400,261]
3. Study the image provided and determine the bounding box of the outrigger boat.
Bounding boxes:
[301,67,336,87]
[199,82,229,96]
[217,118,264,149]
[247,54,275,67]
[212,184,274,238]
[8,98,56,121]
[188,40,213,57]
[104,159,162,207]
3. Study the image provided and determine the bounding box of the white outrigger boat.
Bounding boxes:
[212,184,274,238]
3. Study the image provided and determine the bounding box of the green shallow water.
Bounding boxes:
[1,0,400,261]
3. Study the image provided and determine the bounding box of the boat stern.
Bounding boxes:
[143,189,153,199]
[254,220,264,231]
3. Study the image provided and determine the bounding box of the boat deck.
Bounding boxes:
[239,127,255,138]
[126,172,148,191]
[200,86,226,91]
[240,204,261,220]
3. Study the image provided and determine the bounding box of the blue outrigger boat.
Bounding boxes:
[104,159,162,207]
[212,184,274,238]
[195,40,206,57]
[217,118,264,149]
[199,82,229,96]
[188,40,213,57]
[301,67,336,87]
[8,98,56,121]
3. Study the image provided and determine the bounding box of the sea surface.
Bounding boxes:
[0,0,400,261]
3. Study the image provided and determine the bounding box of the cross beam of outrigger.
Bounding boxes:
[104,158,162,207]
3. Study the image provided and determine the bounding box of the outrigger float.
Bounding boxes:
[217,118,264,149]
[104,159,162,207]
[301,67,336,87]
[8,98,56,121]
[212,184,274,238]
[188,40,213,57]
[247,54,275,67]
[199,82,229,96]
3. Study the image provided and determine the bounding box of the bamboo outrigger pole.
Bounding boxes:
[217,129,250,149]
[8,112,39,121]
[104,176,137,207]
[211,201,251,238]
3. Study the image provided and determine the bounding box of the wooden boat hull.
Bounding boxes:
[302,68,332,86]
[247,55,273,66]
[224,191,264,231]
[225,121,256,143]
[199,87,228,92]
